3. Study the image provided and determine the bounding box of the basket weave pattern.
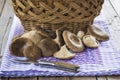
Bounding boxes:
[11,0,104,37]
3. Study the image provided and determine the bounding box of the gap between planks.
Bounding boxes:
[0,0,6,17]
[109,0,120,17]
[8,77,97,80]
[0,0,14,26]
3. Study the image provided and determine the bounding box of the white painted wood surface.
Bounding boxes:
[110,0,120,16]
[0,0,120,79]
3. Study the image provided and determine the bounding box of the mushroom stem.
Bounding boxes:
[54,29,65,47]
[77,31,85,39]
[54,45,76,59]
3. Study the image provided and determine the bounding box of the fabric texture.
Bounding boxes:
[0,11,120,77]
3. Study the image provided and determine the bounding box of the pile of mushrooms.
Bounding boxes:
[10,25,109,61]
[10,30,59,61]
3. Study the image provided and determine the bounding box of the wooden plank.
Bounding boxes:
[0,18,12,65]
[0,0,13,66]
[70,77,96,80]
[102,0,120,80]
[107,76,120,80]
[97,77,107,80]
[0,26,7,53]
[0,17,13,56]
[9,77,37,80]
[38,77,69,80]
[0,0,14,26]
[0,0,6,17]
[0,77,9,80]
[109,0,120,16]
[102,0,120,52]
[97,0,120,80]
[0,0,13,57]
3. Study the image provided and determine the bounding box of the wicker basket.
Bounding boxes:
[11,0,104,38]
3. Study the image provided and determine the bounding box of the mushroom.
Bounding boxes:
[21,30,45,45]
[54,29,65,47]
[22,39,42,61]
[87,25,109,41]
[63,31,85,53]
[10,37,27,57]
[77,31,85,38]
[32,26,56,39]
[10,37,42,61]
[10,30,44,58]
[54,27,70,47]
[38,38,59,57]
[54,45,76,59]
[82,35,99,48]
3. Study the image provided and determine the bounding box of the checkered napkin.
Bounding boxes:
[0,11,120,77]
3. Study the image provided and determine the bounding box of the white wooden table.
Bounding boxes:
[0,0,120,80]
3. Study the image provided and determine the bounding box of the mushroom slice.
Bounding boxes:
[83,35,99,48]
[63,31,85,53]
[87,25,109,41]
[54,45,75,59]
[77,31,85,38]
[38,38,59,57]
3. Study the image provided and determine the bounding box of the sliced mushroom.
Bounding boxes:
[54,45,76,59]
[87,25,109,41]
[38,38,59,57]
[77,31,85,38]
[63,31,85,53]
[83,35,99,48]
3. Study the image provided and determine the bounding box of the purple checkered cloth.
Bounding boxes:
[0,11,120,77]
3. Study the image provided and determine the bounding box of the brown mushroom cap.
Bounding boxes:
[83,35,99,48]
[38,38,59,57]
[10,37,42,61]
[21,30,44,45]
[10,30,45,59]
[10,37,28,57]
[87,25,109,41]
[63,31,85,53]
[23,40,42,61]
